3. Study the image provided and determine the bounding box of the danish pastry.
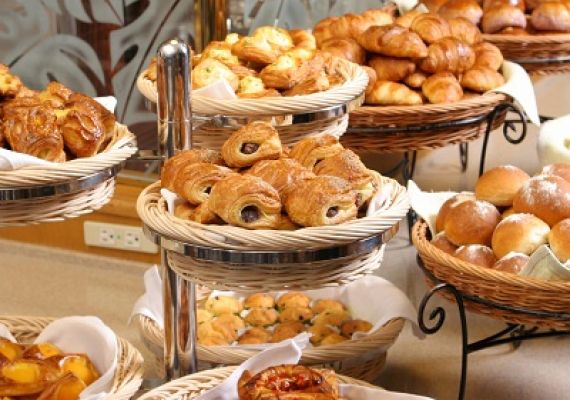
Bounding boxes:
[67,93,116,142]
[205,295,243,316]
[253,26,294,52]
[161,149,223,191]
[246,158,315,199]
[200,41,240,66]
[237,76,280,99]
[38,372,86,400]
[172,162,235,205]
[340,319,373,337]
[192,59,239,91]
[244,293,275,309]
[270,322,305,343]
[238,327,272,345]
[0,65,22,98]
[38,81,74,109]
[191,200,224,224]
[276,292,311,310]
[283,70,330,97]
[244,308,279,327]
[289,135,344,169]
[58,95,106,157]
[232,35,280,65]
[289,29,317,50]
[285,176,357,227]
[221,121,282,168]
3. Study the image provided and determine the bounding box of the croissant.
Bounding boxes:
[246,158,315,199]
[237,76,280,98]
[161,149,223,191]
[368,56,416,82]
[208,174,282,229]
[365,80,423,105]
[473,42,504,70]
[422,72,464,103]
[361,66,378,95]
[221,121,282,168]
[483,0,526,11]
[422,0,451,12]
[531,2,570,31]
[289,134,344,169]
[481,4,527,33]
[410,13,452,44]
[448,17,483,45]
[232,36,280,65]
[283,70,330,96]
[404,71,428,88]
[357,24,428,58]
[285,176,357,227]
[0,64,22,98]
[172,162,235,205]
[253,26,294,52]
[346,10,395,39]
[289,29,317,50]
[320,38,366,65]
[395,10,424,28]
[461,66,505,92]
[193,58,239,91]
[420,37,476,74]
[314,16,342,46]
[438,0,484,25]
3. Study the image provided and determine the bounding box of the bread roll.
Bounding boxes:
[541,163,570,183]
[512,175,570,226]
[502,207,516,219]
[475,165,530,206]
[438,0,484,25]
[491,213,550,258]
[549,218,570,263]
[492,252,529,274]
[454,244,497,267]
[444,199,501,245]
[431,232,459,254]
[435,192,476,232]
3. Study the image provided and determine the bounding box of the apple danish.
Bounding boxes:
[38,81,73,109]
[221,121,283,168]
[161,149,223,191]
[0,64,23,98]
[246,158,315,199]
[173,162,235,205]
[66,93,116,143]
[289,135,344,169]
[208,174,282,229]
[58,96,106,157]
[285,176,357,226]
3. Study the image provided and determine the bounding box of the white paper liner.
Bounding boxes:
[194,340,433,400]
[0,96,117,171]
[408,180,570,281]
[537,114,570,166]
[194,80,237,100]
[0,316,118,400]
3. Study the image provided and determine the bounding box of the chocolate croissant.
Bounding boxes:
[285,176,357,227]
[357,24,428,58]
[246,158,315,199]
[420,37,476,74]
[410,13,452,44]
[208,174,282,229]
[173,162,235,205]
[289,135,344,169]
[221,121,283,168]
[161,149,223,191]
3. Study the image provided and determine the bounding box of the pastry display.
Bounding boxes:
[313,8,506,106]
[0,65,116,162]
[0,338,100,400]
[195,291,374,347]
[161,122,383,229]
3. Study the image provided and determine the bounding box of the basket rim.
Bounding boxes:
[483,32,570,44]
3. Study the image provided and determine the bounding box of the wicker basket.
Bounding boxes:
[412,221,570,329]
[0,316,144,400]
[0,124,137,226]
[344,93,507,154]
[136,314,404,383]
[483,33,570,75]
[138,365,378,400]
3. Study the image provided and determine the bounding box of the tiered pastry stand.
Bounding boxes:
[138,39,408,381]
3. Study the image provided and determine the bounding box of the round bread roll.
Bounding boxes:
[512,175,570,227]
[491,213,550,259]
[541,163,570,183]
[549,218,570,263]
[454,244,497,267]
[492,252,529,274]
[502,207,516,219]
[444,199,501,246]
[431,232,458,255]
[435,192,475,232]
[475,165,530,206]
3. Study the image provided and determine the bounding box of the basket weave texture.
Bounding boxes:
[136,314,404,382]
[412,221,570,329]
[137,365,377,400]
[0,316,144,400]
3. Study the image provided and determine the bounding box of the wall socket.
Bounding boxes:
[83,221,158,254]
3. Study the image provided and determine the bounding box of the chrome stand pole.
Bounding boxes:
[156,38,197,379]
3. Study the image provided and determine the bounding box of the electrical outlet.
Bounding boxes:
[84,222,158,254]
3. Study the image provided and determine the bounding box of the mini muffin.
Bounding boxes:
[308,324,335,346]
[320,333,348,346]
[205,295,243,316]
[271,321,305,343]
[238,327,272,345]
[312,310,350,327]
[278,306,314,323]
[211,320,238,342]
[197,309,214,325]
[244,308,279,327]
[244,293,275,309]
[311,299,346,315]
[340,319,373,337]
[215,313,245,331]
[198,335,229,346]
[276,292,311,310]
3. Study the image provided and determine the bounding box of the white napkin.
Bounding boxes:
[0,316,118,400]
[194,80,237,100]
[537,114,570,166]
[521,245,570,281]
[0,96,117,172]
[407,180,456,235]
[130,266,164,329]
[160,188,184,217]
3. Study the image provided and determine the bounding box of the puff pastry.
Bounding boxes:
[209,174,282,229]
[283,70,330,96]
[289,134,344,169]
[66,93,116,144]
[260,53,324,90]
[200,41,240,66]
[410,13,452,44]
[253,26,294,52]
[422,72,464,103]
[420,37,476,74]
[448,17,483,45]
[161,149,223,191]
[368,55,416,82]
[221,121,282,168]
[285,176,357,227]
[289,29,317,50]
[193,58,239,91]
[237,76,280,98]
[473,42,504,70]
[0,64,23,98]
[438,0,484,25]
[232,36,281,65]
[404,71,428,88]
[57,96,106,157]
[365,81,423,106]
[395,10,423,28]
[461,66,505,92]
[481,4,527,33]
[246,158,315,199]
[320,38,366,65]
[38,81,74,109]
[173,162,235,205]
[357,24,428,58]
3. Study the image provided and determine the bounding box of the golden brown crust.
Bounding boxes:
[410,13,452,44]
[244,293,275,309]
[461,66,505,92]
[308,324,335,346]
[221,121,283,168]
[481,4,527,34]
[340,319,373,337]
[395,11,424,28]
[366,80,423,105]
[0,64,23,98]
[238,327,272,345]
[549,218,570,263]
[361,66,378,95]
[448,17,483,45]
[289,29,317,50]
[438,0,484,25]
[160,149,223,191]
[473,42,504,71]
[431,232,459,254]
[531,2,570,31]
[312,299,346,315]
[454,244,497,267]
[276,292,311,310]
[368,55,416,82]
[475,165,530,206]
[244,308,279,327]
[200,41,240,66]
[38,81,74,109]
[492,252,529,274]
[232,36,281,65]
[491,213,550,258]
[436,192,476,232]
[172,162,235,205]
[192,58,239,91]
[205,295,243,315]
[260,53,325,90]
[357,24,428,58]
[444,199,501,245]
[319,38,366,65]
[420,37,476,74]
[282,70,330,97]
[278,306,314,323]
[289,135,344,169]
[404,71,429,88]
[246,158,315,199]
[237,76,281,98]
[66,92,116,144]
[253,26,294,52]
[541,163,570,183]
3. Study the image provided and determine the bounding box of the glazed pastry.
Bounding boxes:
[395,10,424,28]
[308,324,336,346]
[312,310,350,327]
[340,320,373,337]
[455,244,497,267]
[285,176,357,227]
[246,158,315,199]
[237,76,280,98]
[420,37,476,74]
[313,149,377,207]
[276,214,300,230]
[172,162,234,205]
[289,29,317,50]
[215,313,246,331]
[180,200,222,224]
[481,5,527,33]
[200,41,240,66]
[161,149,223,192]
[438,0,484,25]
[270,321,305,343]
[0,65,22,98]
[357,24,428,58]
[320,38,366,64]
[312,299,346,315]
[404,71,428,88]
[253,26,294,52]
[232,35,280,65]
[448,17,483,45]
[238,328,272,345]
[410,13,452,44]
[483,0,526,11]
[205,295,243,316]
[347,9,396,39]
[192,58,239,91]
[368,55,416,82]
[276,292,311,310]
[37,371,87,400]
[473,42,504,71]
[362,66,378,95]
[174,202,194,220]
[435,192,476,232]
[22,343,61,360]
[365,81,423,105]
[320,333,349,345]
[289,134,344,169]
[423,0,452,12]
[531,2,570,31]
[278,306,314,323]
[67,93,116,143]
[431,232,459,254]
[283,70,331,96]
[260,53,324,90]
[461,67,505,92]
[38,81,74,109]
[244,308,279,327]
[0,359,62,396]
[313,16,344,46]
[221,121,282,168]
[208,174,282,229]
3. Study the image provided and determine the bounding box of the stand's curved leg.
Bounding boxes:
[459,143,468,172]
[403,151,417,243]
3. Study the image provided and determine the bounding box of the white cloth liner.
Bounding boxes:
[0,96,117,171]
[537,114,570,166]
[194,340,433,400]
[0,316,118,400]
[407,180,570,281]
[194,80,237,100]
